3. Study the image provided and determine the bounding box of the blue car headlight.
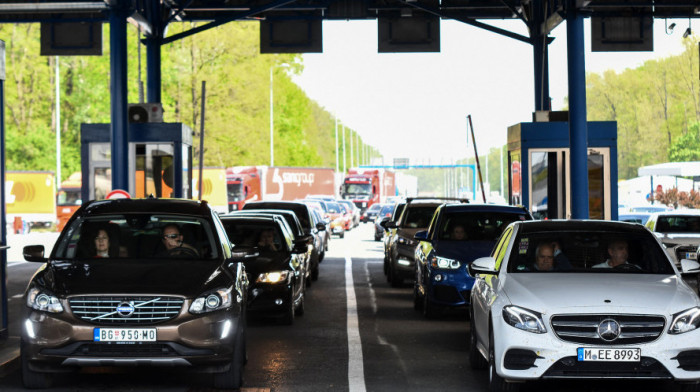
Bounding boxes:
[502,305,546,334]
[430,256,461,269]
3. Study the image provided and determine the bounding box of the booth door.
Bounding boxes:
[528,148,611,220]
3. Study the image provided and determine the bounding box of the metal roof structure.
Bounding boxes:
[0,0,698,217]
[638,162,700,178]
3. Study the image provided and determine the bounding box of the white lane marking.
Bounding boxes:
[346,255,366,392]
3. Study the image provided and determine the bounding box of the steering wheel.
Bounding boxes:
[613,262,643,272]
[166,246,199,258]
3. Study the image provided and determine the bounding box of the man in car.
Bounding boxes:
[161,224,199,256]
[532,242,572,271]
[594,239,633,269]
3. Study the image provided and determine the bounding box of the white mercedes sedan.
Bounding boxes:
[469,220,700,392]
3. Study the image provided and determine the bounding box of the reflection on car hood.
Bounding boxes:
[503,273,699,315]
[658,233,700,247]
[433,240,495,263]
[244,253,292,277]
[42,260,224,297]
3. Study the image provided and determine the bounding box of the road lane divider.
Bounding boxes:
[346,255,366,392]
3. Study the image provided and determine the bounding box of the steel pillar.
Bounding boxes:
[146,0,162,103]
[109,2,129,192]
[532,0,550,111]
[566,0,589,219]
[0,40,7,340]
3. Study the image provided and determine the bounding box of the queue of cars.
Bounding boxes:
[19,192,700,391]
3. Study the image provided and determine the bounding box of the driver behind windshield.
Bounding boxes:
[161,224,199,256]
[593,239,636,269]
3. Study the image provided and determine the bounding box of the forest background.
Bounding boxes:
[1,22,699,198]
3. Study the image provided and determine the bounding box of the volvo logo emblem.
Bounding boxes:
[597,318,621,341]
[116,302,135,317]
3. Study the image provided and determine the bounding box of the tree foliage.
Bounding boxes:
[0,22,372,182]
[585,36,700,179]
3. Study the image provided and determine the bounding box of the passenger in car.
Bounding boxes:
[531,242,572,271]
[257,229,280,252]
[89,225,128,258]
[451,225,467,241]
[92,229,111,258]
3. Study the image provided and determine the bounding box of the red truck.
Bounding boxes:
[340,168,396,213]
[226,166,336,211]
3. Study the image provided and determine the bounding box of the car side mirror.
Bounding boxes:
[23,245,47,263]
[299,234,314,244]
[680,259,700,274]
[316,222,326,231]
[414,230,428,241]
[292,242,308,254]
[384,221,398,229]
[469,256,498,276]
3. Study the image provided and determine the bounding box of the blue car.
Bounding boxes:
[413,203,532,318]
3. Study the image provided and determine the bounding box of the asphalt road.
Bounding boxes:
[0,225,688,391]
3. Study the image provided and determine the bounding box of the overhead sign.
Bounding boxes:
[106,189,130,200]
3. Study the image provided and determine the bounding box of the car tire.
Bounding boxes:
[469,315,488,369]
[422,291,440,319]
[319,250,325,263]
[280,292,295,325]
[374,234,381,241]
[213,327,246,390]
[383,259,389,276]
[489,329,520,392]
[311,265,319,281]
[339,232,345,239]
[21,342,53,389]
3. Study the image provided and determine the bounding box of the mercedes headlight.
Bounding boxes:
[190,287,233,314]
[256,271,291,284]
[502,305,546,334]
[669,307,700,334]
[26,287,63,313]
[430,256,461,269]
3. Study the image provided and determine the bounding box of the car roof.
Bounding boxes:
[440,203,531,214]
[79,198,212,216]
[514,219,650,234]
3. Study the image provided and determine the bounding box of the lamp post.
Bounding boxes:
[269,63,289,166]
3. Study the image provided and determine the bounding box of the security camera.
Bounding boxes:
[683,27,692,38]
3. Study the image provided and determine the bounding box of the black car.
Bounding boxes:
[20,199,249,389]
[242,201,325,281]
[374,203,395,241]
[413,203,532,318]
[383,201,406,274]
[361,203,383,223]
[224,209,314,284]
[220,213,308,324]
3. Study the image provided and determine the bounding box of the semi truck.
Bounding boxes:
[226,166,336,211]
[6,171,57,232]
[340,168,396,213]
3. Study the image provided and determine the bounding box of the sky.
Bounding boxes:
[292,17,692,164]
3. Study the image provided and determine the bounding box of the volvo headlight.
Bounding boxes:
[190,287,233,314]
[669,307,700,334]
[430,256,461,269]
[257,270,291,284]
[26,287,63,313]
[502,305,546,334]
